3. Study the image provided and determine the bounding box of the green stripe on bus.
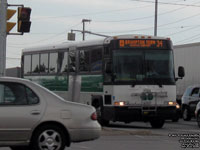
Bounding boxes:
[81,75,103,92]
[25,76,68,91]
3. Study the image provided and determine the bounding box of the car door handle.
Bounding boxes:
[31,110,41,115]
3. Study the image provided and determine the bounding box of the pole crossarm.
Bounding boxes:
[7,32,23,35]
[71,29,110,38]
[7,4,24,7]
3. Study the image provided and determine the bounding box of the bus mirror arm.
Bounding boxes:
[175,77,182,81]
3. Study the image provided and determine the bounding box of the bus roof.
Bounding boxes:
[22,34,170,53]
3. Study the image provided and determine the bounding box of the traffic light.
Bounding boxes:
[18,7,31,33]
[7,9,16,33]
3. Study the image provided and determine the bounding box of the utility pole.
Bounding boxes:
[82,19,91,41]
[0,0,7,76]
[154,0,158,36]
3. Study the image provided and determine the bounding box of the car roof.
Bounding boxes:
[187,85,200,89]
[0,76,26,81]
[0,77,32,85]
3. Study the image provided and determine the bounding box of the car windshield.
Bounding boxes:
[112,49,175,85]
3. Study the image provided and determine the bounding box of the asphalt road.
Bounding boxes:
[66,119,200,150]
[1,119,200,150]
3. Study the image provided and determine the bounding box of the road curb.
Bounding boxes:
[102,127,162,136]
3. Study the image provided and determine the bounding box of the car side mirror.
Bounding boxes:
[178,66,185,78]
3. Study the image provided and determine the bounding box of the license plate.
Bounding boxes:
[142,101,151,105]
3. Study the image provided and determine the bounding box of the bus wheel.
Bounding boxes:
[150,119,165,128]
[96,106,109,126]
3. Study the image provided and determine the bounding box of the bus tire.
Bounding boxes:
[150,119,165,128]
[99,119,109,126]
[92,98,110,126]
[96,106,109,126]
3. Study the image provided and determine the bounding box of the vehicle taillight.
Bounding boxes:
[91,112,97,120]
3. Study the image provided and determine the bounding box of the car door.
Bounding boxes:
[0,82,44,141]
[189,87,200,112]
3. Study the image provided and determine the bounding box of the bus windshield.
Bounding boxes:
[112,49,175,85]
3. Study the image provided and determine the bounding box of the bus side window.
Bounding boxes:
[49,53,58,73]
[91,48,102,72]
[24,55,31,75]
[57,52,68,73]
[79,50,90,72]
[32,54,40,74]
[40,53,49,73]
[69,51,76,72]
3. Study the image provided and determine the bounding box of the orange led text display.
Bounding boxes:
[119,39,165,48]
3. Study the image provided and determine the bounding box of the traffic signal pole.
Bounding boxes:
[82,19,91,41]
[154,0,158,36]
[0,0,7,76]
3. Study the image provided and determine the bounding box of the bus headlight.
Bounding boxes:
[166,101,180,109]
[114,101,126,106]
[168,101,174,105]
[176,104,180,109]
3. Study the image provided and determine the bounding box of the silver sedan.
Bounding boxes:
[0,77,101,150]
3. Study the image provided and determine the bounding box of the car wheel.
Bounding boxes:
[197,113,200,128]
[31,125,67,150]
[150,119,165,128]
[182,107,191,121]
[10,146,29,150]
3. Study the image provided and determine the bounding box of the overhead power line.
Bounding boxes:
[95,3,187,23]
[95,1,200,24]
[8,22,82,46]
[95,9,200,34]
[33,4,151,21]
[175,33,200,45]
[131,0,200,7]
[164,25,200,37]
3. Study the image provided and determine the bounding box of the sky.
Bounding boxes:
[6,0,200,68]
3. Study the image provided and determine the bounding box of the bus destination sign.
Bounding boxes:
[119,39,168,49]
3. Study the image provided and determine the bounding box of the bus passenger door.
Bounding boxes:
[68,47,81,102]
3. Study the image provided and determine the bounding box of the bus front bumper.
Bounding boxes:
[103,106,180,122]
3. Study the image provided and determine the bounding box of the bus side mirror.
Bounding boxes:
[178,66,185,78]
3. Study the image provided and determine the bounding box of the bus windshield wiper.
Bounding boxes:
[152,78,162,88]
[131,81,136,87]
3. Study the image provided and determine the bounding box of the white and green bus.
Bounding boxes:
[21,34,184,128]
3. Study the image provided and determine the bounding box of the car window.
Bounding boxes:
[26,87,39,104]
[0,82,39,105]
[191,87,200,97]
[0,83,27,105]
[183,88,191,97]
